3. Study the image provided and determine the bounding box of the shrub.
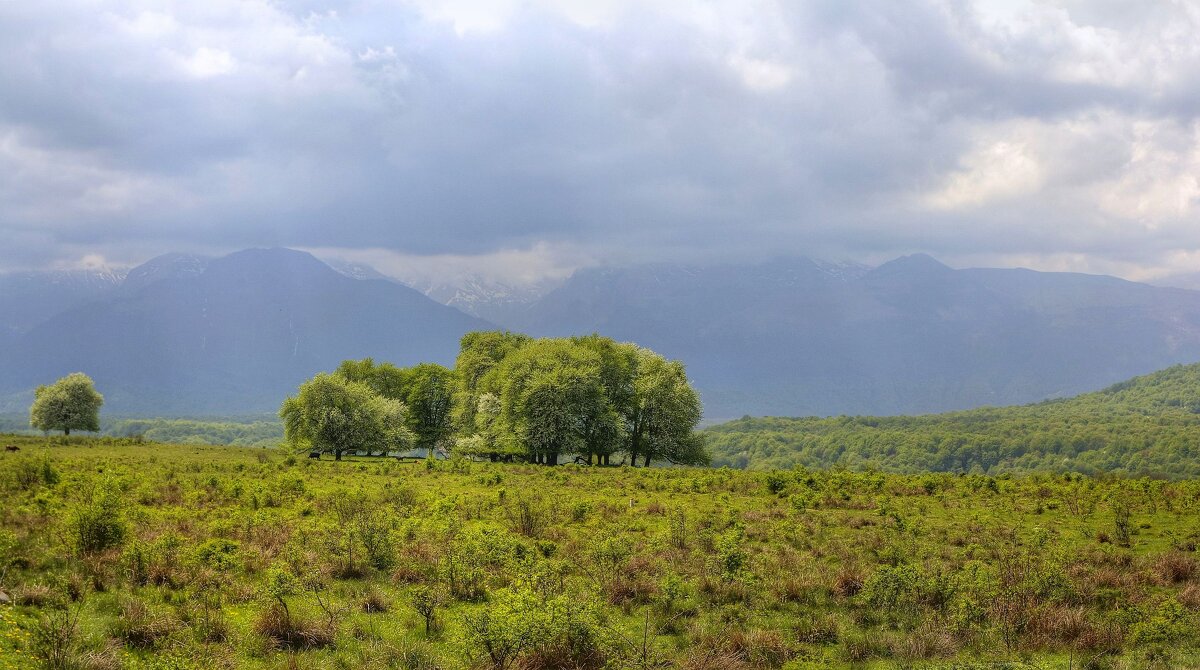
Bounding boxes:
[68,481,126,554]
[360,587,392,614]
[252,602,334,650]
[110,597,180,649]
[714,527,748,582]
[15,582,58,607]
[506,494,547,538]
[32,608,81,670]
[764,472,788,495]
[194,538,241,572]
[357,511,397,572]
[1153,551,1196,584]
[861,564,922,621]
[462,582,605,670]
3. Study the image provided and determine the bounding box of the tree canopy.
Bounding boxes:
[280,373,414,460]
[30,372,104,436]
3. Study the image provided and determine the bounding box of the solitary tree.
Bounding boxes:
[280,373,414,460]
[30,372,103,436]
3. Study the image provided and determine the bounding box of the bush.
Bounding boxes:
[462,582,606,669]
[252,602,334,650]
[32,608,81,670]
[12,457,58,490]
[193,538,240,572]
[110,597,180,649]
[68,481,126,554]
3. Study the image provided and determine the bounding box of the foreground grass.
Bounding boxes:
[1,435,1200,669]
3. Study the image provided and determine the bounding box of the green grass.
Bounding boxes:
[1,435,1200,669]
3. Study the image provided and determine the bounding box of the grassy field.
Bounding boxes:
[2,435,1200,669]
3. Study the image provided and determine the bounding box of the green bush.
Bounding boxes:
[68,480,126,554]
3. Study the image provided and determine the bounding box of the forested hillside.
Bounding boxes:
[706,363,1200,477]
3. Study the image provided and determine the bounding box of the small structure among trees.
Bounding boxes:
[29,372,104,436]
[279,332,709,466]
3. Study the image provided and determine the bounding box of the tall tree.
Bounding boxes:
[335,358,456,452]
[452,331,532,442]
[280,373,413,460]
[402,363,456,451]
[572,335,635,464]
[623,349,707,467]
[29,372,104,436]
[483,339,608,465]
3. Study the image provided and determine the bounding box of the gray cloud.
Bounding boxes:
[1,0,1199,283]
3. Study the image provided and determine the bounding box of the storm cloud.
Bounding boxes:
[2,0,1199,284]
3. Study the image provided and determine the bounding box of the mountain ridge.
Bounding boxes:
[0,248,492,414]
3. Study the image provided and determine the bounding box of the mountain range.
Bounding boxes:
[498,254,1200,419]
[3,248,1200,419]
[0,249,488,414]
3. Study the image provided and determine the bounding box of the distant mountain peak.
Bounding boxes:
[205,248,336,281]
[122,253,210,293]
[868,253,952,278]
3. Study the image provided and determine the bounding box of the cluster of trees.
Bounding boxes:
[280,331,708,466]
[706,363,1200,477]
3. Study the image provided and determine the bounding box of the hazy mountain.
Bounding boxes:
[0,267,126,339]
[403,275,561,324]
[6,249,1200,421]
[1153,271,1200,292]
[323,258,397,283]
[120,253,209,293]
[504,254,1200,419]
[0,248,491,414]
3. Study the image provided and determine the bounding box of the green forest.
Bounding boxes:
[706,363,1200,477]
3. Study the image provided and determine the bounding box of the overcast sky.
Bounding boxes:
[2,0,1199,286]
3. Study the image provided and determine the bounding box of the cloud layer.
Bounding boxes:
[2,0,1199,284]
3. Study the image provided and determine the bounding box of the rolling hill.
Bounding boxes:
[704,362,1200,477]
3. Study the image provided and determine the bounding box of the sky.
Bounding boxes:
[2,0,1200,287]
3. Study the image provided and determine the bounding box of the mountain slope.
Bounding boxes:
[704,362,1200,477]
[0,248,491,414]
[0,268,126,340]
[505,255,1200,419]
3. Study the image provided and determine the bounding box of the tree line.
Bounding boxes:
[280,331,708,466]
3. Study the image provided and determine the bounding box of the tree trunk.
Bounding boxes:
[587,453,594,465]
[603,454,610,466]
[64,428,70,436]
[335,450,342,461]
[549,452,558,466]
[644,453,651,467]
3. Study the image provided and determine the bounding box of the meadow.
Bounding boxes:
[2,435,1200,669]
